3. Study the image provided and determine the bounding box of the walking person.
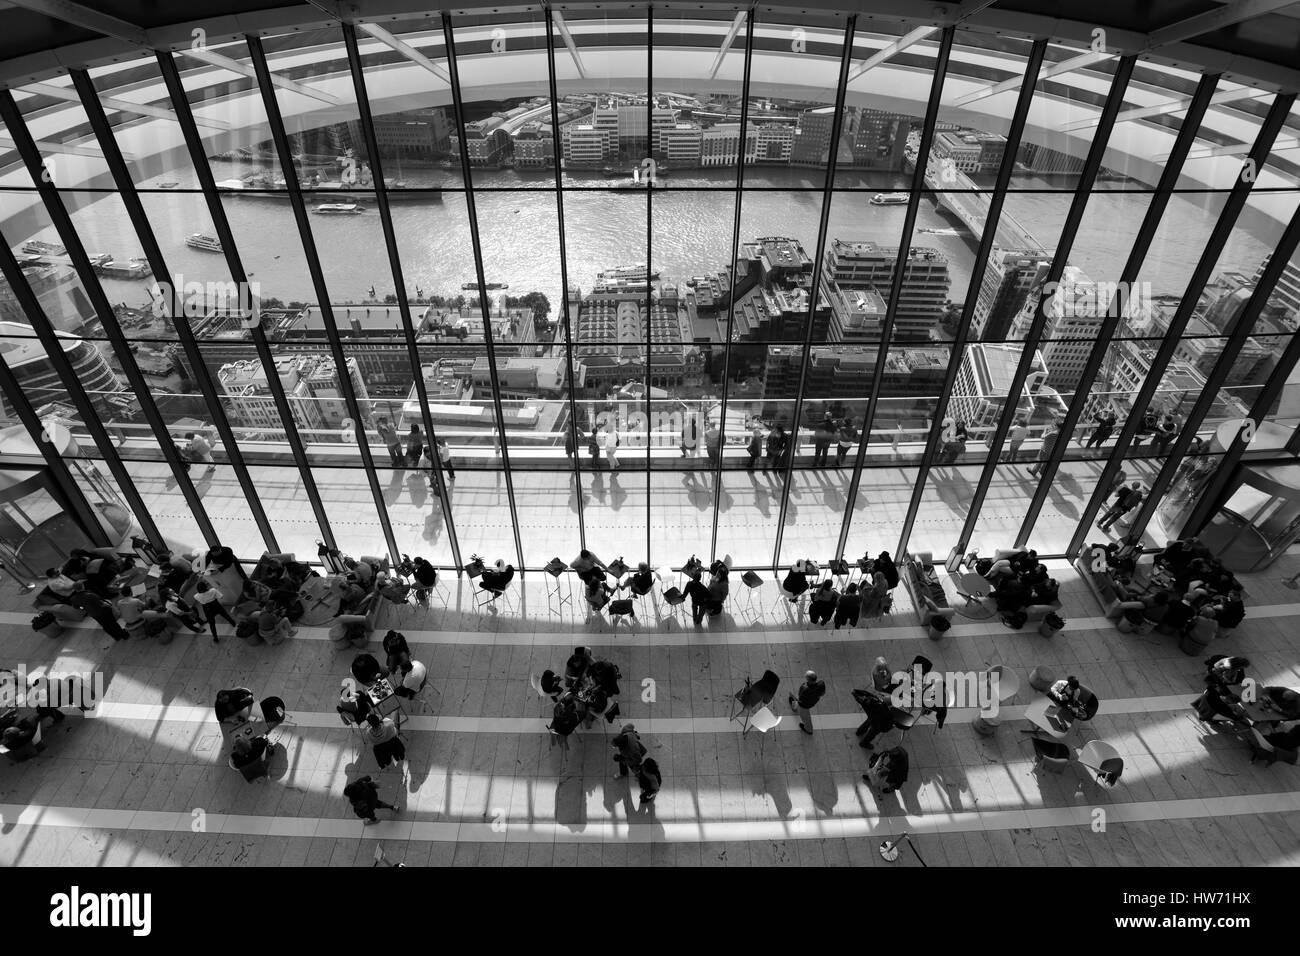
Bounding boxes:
[1003,419,1029,463]
[1028,421,1060,477]
[343,775,399,823]
[835,417,858,466]
[363,712,406,770]
[184,431,216,476]
[788,669,827,735]
[637,757,662,806]
[193,579,235,644]
[612,723,646,778]
[437,438,454,480]
[834,582,862,630]
[375,416,404,467]
[1099,481,1143,531]
[405,424,424,468]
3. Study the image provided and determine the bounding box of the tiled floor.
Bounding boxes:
[1,556,1297,866]
[114,452,1168,572]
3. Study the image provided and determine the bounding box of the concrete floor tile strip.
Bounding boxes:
[2,793,1298,845]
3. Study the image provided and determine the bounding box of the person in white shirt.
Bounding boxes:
[193,579,235,644]
[394,659,427,699]
[1003,419,1030,462]
[185,431,216,475]
[44,568,79,597]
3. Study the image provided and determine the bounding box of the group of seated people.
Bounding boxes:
[544,646,623,736]
[786,552,898,628]
[959,548,1060,621]
[233,554,317,645]
[1107,536,1245,639]
[1191,655,1300,763]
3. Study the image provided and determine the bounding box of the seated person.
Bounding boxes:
[257,605,295,644]
[863,746,909,794]
[1029,577,1060,606]
[540,669,565,700]
[584,576,612,612]
[1,714,42,760]
[1048,676,1086,718]
[572,549,606,583]
[411,557,438,588]
[1161,597,1197,634]
[550,698,580,738]
[335,574,369,615]
[337,680,372,725]
[393,659,427,699]
[116,586,149,634]
[229,734,271,771]
[565,646,594,685]
[1213,590,1246,631]
[861,569,890,616]
[992,578,1031,614]
[480,560,515,594]
[1140,590,1172,623]
[84,554,126,595]
[348,557,377,588]
[624,562,660,596]
[1009,548,1038,576]
[61,550,92,579]
[351,653,385,687]
[808,581,838,625]
[1264,723,1300,752]
[214,687,256,724]
[588,659,621,697]
[44,568,81,599]
[203,545,240,574]
[781,561,811,599]
[158,586,205,633]
[1022,563,1050,589]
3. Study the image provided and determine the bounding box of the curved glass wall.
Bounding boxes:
[0,4,1298,570]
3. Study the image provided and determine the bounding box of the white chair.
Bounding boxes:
[748,705,782,755]
[528,672,551,715]
[1077,739,1124,788]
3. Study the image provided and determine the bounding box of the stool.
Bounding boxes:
[740,570,763,612]
[544,558,572,613]
[972,714,1000,736]
[1028,666,1056,693]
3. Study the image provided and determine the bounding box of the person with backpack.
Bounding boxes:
[343,775,398,823]
[788,670,827,735]
[612,723,646,777]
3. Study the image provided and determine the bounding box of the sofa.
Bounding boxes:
[901,551,956,626]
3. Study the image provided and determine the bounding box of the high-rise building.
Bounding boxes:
[825,239,951,340]
[0,261,96,333]
[1254,254,1300,330]
[1015,265,1105,396]
[0,320,125,420]
[972,251,1053,340]
[217,355,370,432]
[851,108,911,170]
[948,342,1049,430]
